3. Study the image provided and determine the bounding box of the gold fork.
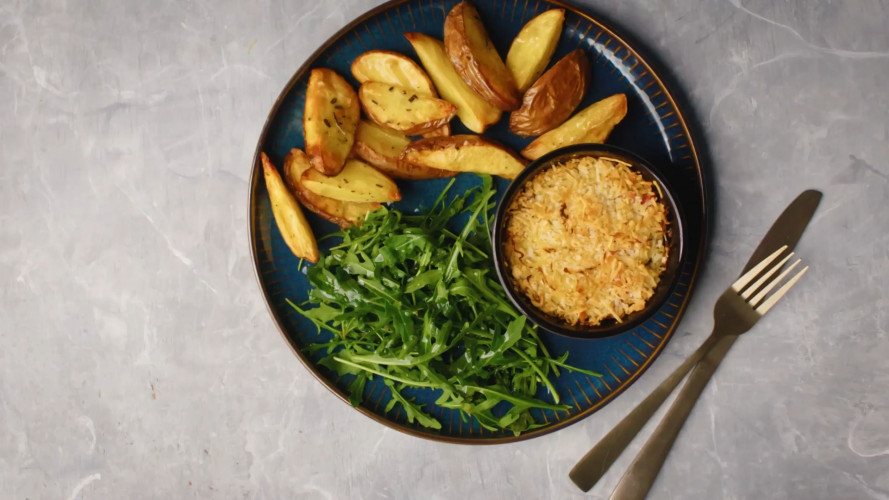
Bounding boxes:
[570,246,808,495]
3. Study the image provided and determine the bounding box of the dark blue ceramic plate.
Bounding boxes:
[250,0,709,443]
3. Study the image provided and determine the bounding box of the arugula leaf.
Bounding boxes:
[383,380,442,430]
[404,269,443,294]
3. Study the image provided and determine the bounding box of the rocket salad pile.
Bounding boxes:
[290,177,599,435]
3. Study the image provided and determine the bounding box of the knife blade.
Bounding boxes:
[569,189,822,493]
[742,189,822,273]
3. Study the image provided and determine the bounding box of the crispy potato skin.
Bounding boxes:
[399,135,527,179]
[261,152,320,262]
[353,121,455,180]
[444,2,520,111]
[303,68,360,175]
[505,9,565,92]
[301,158,401,203]
[405,32,501,134]
[521,93,628,160]
[282,148,380,228]
[509,49,590,137]
[358,82,457,135]
[422,122,451,138]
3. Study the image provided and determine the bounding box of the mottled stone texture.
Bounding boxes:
[1,0,887,498]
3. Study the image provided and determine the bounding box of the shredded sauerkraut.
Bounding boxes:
[504,155,669,326]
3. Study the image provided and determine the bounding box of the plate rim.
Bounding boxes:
[248,0,711,444]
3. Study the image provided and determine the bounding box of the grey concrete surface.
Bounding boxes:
[2,0,888,498]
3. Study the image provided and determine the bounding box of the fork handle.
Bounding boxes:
[609,334,738,500]
[569,331,722,492]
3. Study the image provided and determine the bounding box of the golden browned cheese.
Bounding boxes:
[504,156,668,326]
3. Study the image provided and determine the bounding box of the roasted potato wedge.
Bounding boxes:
[353,121,410,175]
[350,50,450,138]
[261,152,320,262]
[301,158,401,203]
[444,2,520,111]
[405,32,501,133]
[509,49,590,137]
[353,121,455,180]
[400,135,526,179]
[505,9,565,92]
[282,148,380,228]
[521,93,628,160]
[303,68,360,175]
[351,49,437,96]
[359,82,457,135]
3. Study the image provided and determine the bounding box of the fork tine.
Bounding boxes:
[754,265,809,314]
[749,258,802,307]
[740,252,794,299]
[731,245,788,292]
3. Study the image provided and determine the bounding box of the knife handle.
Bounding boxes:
[569,331,721,492]
[609,334,737,500]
